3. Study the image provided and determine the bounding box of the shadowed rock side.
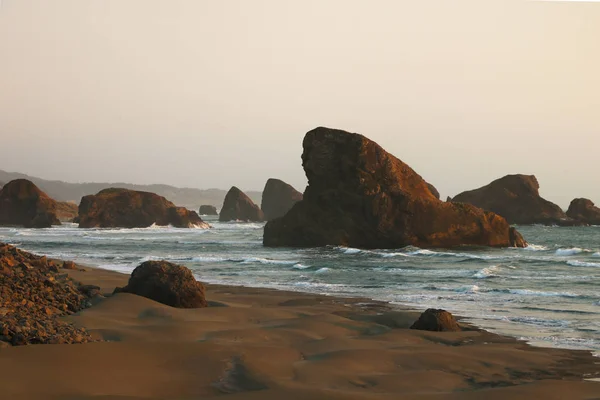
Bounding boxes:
[264,127,526,249]
[0,179,61,228]
[199,205,218,216]
[261,178,303,221]
[452,175,576,226]
[114,260,208,308]
[566,198,600,225]
[77,188,209,229]
[426,182,440,200]
[219,186,265,222]
[56,201,79,222]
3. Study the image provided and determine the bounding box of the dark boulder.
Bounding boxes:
[566,198,600,225]
[410,309,461,332]
[261,178,303,221]
[219,187,264,222]
[77,188,209,229]
[452,175,575,225]
[263,127,526,249]
[426,182,440,200]
[199,205,218,216]
[113,261,208,308]
[0,179,61,228]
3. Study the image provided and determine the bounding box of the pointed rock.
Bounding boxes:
[261,178,303,221]
[219,187,264,222]
[263,127,525,249]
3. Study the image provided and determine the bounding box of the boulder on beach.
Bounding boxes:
[113,260,208,308]
[566,198,600,226]
[410,309,461,332]
[263,127,526,249]
[219,186,264,222]
[261,178,303,221]
[452,175,576,225]
[77,188,210,229]
[199,205,218,216]
[0,179,61,228]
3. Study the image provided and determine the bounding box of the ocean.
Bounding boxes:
[1,218,599,355]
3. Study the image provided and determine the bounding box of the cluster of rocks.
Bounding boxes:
[263,127,526,249]
[0,243,98,346]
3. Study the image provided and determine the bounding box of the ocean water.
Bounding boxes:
[1,218,599,354]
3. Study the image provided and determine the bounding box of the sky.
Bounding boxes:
[0,0,598,207]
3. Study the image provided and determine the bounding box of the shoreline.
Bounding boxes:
[2,249,600,398]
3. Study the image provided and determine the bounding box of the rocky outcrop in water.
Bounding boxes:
[261,179,303,221]
[566,198,600,226]
[77,188,210,229]
[263,127,526,249]
[0,243,95,346]
[219,187,264,222]
[56,201,79,222]
[451,175,576,226]
[410,309,461,332]
[0,179,61,228]
[199,205,218,216]
[114,261,208,308]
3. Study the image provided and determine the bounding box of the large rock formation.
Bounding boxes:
[261,178,303,221]
[219,187,264,222]
[263,127,526,249]
[566,198,600,226]
[452,175,574,225]
[114,261,208,308]
[0,179,61,228]
[77,188,210,229]
[56,201,79,222]
[199,205,218,216]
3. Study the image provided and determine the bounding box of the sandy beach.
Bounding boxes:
[0,264,598,400]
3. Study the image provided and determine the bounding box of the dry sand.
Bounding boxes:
[0,266,599,399]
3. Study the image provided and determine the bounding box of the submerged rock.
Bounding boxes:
[199,205,218,216]
[410,309,461,332]
[263,127,526,249]
[219,187,264,222]
[0,179,61,228]
[261,178,303,221]
[114,260,208,308]
[566,198,600,226]
[77,188,209,229]
[452,175,576,225]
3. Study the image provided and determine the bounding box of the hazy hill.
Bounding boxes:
[0,170,262,210]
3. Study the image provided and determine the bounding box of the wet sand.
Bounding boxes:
[0,266,599,399]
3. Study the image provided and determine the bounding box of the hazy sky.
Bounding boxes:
[0,0,598,207]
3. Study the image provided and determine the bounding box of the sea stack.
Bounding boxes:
[219,186,264,222]
[199,205,218,216]
[263,127,526,249]
[566,198,600,226]
[0,179,61,228]
[261,178,303,221]
[452,175,575,225]
[77,188,209,228]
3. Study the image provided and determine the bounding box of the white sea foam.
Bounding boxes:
[567,260,600,268]
[315,267,330,274]
[240,257,299,265]
[523,244,549,251]
[508,289,579,298]
[473,265,501,279]
[555,248,587,256]
[292,263,311,270]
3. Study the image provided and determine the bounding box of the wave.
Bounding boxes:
[473,265,501,279]
[522,244,549,251]
[315,267,330,274]
[567,260,600,268]
[555,248,590,256]
[593,253,600,258]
